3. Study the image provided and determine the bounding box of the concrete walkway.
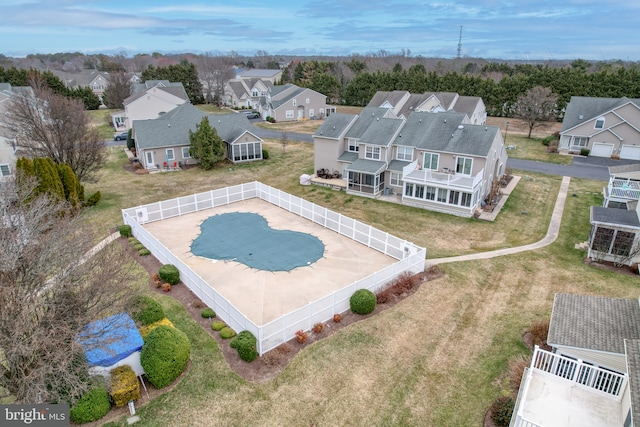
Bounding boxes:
[427,176,571,266]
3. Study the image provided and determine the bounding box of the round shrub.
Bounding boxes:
[159,264,180,285]
[201,307,216,318]
[70,385,111,424]
[211,320,226,331]
[230,331,258,362]
[133,243,145,251]
[490,396,515,427]
[130,295,165,326]
[262,149,269,159]
[350,289,376,315]
[220,327,236,339]
[127,237,139,244]
[138,248,151,256]
[118,224,132,238]
[140,325,190,389]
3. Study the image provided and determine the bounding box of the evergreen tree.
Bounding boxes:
[188,117,224,170]
[33,157,65,199]
[141,60,204,104]
[57,164,80,207]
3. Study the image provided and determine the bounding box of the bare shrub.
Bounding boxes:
[529,320,549,349]
[508,354,531,393]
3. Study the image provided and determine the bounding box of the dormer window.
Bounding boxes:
[595,117,605,129]
[293,99,297,106]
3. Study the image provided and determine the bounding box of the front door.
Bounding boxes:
[145,151,154,169]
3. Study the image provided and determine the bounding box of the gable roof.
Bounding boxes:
[367,90,409,109]
[345,107,397,139]
[561,96,640,132]
[133,103,258,150]
[393,111,498,156]
[548,293,640,354]
[591,206,640,228]
[238,69,282,79]
[125,81,189,105]
[314,113,357,139]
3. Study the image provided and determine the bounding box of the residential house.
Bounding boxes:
[603,163,640,209]
[52,69,111,100]
[0,83,34,180]
[113,80,189,129]
[226,78,271,109]
[235,68,283,84]
[587,200,640,267]
[559,96,640,159]
[367,90,487,125]
[132,103,263,170]
[511,293,640,427]
[313,108,507,217]
[260,84,330,122]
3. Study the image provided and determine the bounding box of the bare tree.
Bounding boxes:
[513,86,559,138]
[7,85,105,181]
[0,177,139,404]
[281,131,288,153]
[197,53,235,105]
[102,71,132,109]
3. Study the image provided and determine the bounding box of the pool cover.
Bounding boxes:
[190,212,325,271]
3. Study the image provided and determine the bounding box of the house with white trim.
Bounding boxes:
[512,293,640,427]
[559,96,640,159]
[259,84,330,122]
[0,83,34,180]
[603,163,640,209]
[132,103,263,170]
[112,80,189,129]
[313,108,507,217]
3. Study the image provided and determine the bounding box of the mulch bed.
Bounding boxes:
[119,235,443,383]
[584,257,639,277]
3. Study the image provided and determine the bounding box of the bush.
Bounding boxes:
[490,396,515,427]
[140,325,190,389]
[69,384,111,424]
[128,237,139,244]
[220,327,236,339]
[580,148,590,156]
[508,354,531,393]
[130,295,165,326]
[133,243,145,251]
[313,322,324,333]
[118,224,132,238]
[350,289,376,315]
[295,330,307,344]
[333,313,342,323]
[85,191,101,207]
[529,320,549,348]
[262,149,269,160]
[201,307,216,318]
[110,365,140,407]
[230,331,258,362]
[138,248,151,256]
[139,317,174,338]
[211,320,226,331]
[159,264,180,285]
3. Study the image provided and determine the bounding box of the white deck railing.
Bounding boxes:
[531,346,627,400]
[607,178,640,202]
[122,182,426,355]
[402,160,483,190]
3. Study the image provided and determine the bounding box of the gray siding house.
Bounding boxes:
[133,103,263,170]
[313,108,507,217]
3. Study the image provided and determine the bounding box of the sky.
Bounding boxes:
[1,0,639,61]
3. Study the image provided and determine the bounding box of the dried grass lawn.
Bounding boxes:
[88,127,640,427]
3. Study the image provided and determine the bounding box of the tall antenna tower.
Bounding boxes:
[457,25,463,59]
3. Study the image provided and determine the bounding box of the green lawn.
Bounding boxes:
[82,119,638,426]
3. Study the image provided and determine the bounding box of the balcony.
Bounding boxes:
[511,346,627,427]
[402,160,483,191]
[605,178,640,204]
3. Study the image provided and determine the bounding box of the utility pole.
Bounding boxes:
[457,25,463,59]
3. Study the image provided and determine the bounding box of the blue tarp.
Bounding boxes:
[77,313,144,367]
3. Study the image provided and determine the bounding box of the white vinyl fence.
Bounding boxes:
[122,182,426,355]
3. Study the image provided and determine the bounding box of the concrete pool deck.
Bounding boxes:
[142,198,396,325]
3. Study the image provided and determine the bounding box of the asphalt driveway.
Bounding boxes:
[507,156,640,181]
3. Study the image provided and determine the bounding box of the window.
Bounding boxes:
[573,136,589,147]
[292,99,297,106]
[348,138,359,152]
[423,152,439,170]
[182,147,191,159]
[437,188,447,203]
[460,192,472,207]
[414,185,424,199]
[252,91,258,97]
[612,231,636,257]
[390,172,401,186]
[166,149,175,161]
[456,156,472,175]
[365,146,381,160]
[448,190,460,205]
[286,110,294,118]
[595,117,605,129]
[306,98,310,104]
[405,183,414,197]
[0,164,10,176]
[397,146,413,161]
[425,186,436,200]
[309,109,314,117]
[591,227,614,253]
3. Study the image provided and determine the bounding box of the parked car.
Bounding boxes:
[244,111,260,119]
[113,131,129,141]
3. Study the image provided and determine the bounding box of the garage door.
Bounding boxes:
[590,142,614,157]
[620,145,640,160]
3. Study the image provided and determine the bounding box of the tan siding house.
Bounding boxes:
[261,84,329,122]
